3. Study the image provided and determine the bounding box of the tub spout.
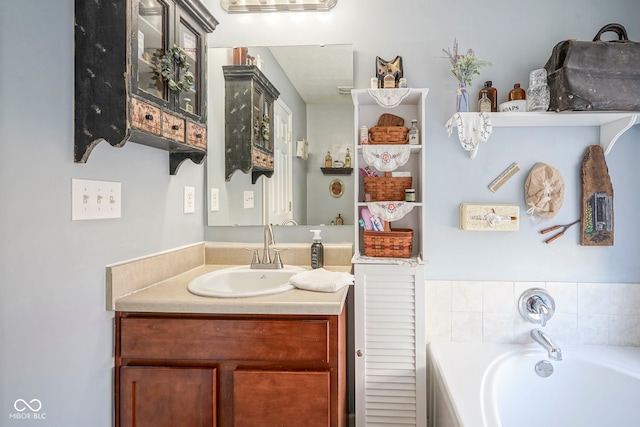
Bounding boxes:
[531,329,562,361]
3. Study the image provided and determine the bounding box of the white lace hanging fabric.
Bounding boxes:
[368,88,412,108]
[362,145,411,172]
[366,201,415,222]
[445,112,492,158]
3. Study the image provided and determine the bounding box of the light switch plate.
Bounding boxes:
[210,188,219,212]
[72,178,122,220]
[184,186,195,214]
[243,191,254,209]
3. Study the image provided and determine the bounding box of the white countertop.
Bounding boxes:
[114,264,351,315]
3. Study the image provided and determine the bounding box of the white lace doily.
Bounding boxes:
[366,201,415,221]
[362,145,411,171]
[445,112,492,159]
[368,88,412,108]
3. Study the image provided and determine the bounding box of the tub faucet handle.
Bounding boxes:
[530,295,549,327]
[518,288,556,327]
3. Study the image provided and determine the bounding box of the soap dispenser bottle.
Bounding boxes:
[310,229,324,269]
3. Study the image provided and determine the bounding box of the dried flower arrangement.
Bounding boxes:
[442,38,492,86]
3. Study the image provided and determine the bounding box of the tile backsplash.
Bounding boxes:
[426,281,640,347]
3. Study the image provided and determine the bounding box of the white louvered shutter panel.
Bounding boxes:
[354,264,426,427]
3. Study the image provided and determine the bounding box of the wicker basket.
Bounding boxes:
[363,176,412,201]
[377,113,405,127]
[363,228,413,258]
[369,126,409,144]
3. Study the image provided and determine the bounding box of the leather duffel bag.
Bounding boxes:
[544,23,640,111]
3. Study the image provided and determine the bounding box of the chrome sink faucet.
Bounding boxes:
[246,224,286,269]
[262,224,274,264]
[531,329,563,361]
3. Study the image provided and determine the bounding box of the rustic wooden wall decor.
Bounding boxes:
[580,145,614,246]
[223,65,280,183]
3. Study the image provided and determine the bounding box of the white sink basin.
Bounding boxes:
[187,265,306,298]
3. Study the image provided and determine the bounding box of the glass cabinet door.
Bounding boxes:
[176,19,201,116]
[252,86,263,149]
[136,0,167,101]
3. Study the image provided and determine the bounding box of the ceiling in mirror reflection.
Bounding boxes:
[268,45,353,105]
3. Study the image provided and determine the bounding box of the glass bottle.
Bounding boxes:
[508,83,526,101]
[336,214,344,225]
[383,69,396,88]
[359,126,369,145]
[478,91,491,113]
[184,97,193,114]
[479,81,498,112]
[526,68,550,112]
[456,82,469,112]
[408,119,420,145]
[324,151,332,168]
[344,148,351,168]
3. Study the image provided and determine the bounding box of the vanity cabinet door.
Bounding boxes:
[119,366,216,427]
[233,370,330,427]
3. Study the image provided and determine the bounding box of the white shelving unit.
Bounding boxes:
[352,88,428,260]
[452,111,639,158]
[352,88,428,427]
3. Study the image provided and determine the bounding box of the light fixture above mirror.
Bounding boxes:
[221,0,337,13]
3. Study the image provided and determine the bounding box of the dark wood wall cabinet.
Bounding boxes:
[74,0,218,174]
[223,65,280,183]
[115,310,347,427]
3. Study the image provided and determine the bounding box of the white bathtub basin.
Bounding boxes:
[187,265,306,298]
[429,342,640,427]
[484,347,640,427]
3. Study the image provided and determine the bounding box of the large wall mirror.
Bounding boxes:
[206,45,354,227]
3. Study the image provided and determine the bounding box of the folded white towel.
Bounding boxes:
[289,268,354,293]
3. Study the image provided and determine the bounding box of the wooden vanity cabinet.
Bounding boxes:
[74,0,218,174]
[114,310,347,427]
[223,65,280,183]
[119,366,216,427]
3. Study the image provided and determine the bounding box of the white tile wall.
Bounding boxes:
[426,280,640,347]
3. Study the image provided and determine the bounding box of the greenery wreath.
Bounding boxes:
[155,45,194,93]
[261,114,270,141]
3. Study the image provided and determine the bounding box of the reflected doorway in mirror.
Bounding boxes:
[265,99,294,225]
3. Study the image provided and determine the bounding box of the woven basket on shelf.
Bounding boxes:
[377,113,405,127]
[369,126,409,144]
[363,176,412,201]
[363,228,413,258]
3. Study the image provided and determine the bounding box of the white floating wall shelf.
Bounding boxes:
[450,111,639,159]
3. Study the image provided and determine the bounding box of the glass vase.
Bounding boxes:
[526,68,550,112]
[456,82,469,112]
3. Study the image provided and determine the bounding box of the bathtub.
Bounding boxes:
[428,342,640,427]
